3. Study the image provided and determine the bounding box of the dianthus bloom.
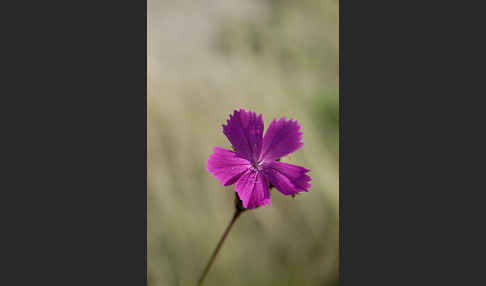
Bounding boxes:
[207,109,311,209]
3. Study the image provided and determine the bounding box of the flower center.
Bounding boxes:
[251,160,264,171]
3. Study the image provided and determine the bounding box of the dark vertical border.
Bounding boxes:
[338,0,469,284]
[4,0,148,284]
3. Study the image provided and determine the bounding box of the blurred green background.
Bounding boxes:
[148,0,338,285]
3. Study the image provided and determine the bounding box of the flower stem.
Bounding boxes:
[196,207,243,286]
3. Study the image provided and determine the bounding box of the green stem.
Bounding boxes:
[196,208,243,286]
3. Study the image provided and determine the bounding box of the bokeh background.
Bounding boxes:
[148,0,338,285]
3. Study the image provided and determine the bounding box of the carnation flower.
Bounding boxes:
[207,109,311,209]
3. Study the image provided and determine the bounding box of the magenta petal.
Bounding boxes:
[234,169,271,209]
[222,109,264,162]
[262,161,311,195]
[207,147,251,186]
[260,117,304,161]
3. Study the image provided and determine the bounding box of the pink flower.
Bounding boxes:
[207,109,311,209]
